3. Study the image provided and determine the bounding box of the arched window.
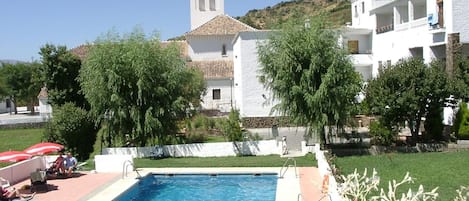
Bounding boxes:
[199,0,205,11]
[221,44,227,56]
[209,0,216,11]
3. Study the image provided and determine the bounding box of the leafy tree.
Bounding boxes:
[257,17,362,145]
[43,103,97,160]
[0,62,42,114]
[79,28,205,147]
[365,58,451,142]
[39,44,87,108]
[453,55,469,100]
[222,109,243,142]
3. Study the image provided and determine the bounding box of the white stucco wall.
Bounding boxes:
[233,31,279,118]
[190,0,224,30]
[201,79,233,112]
[102,140,281,158]
[187,35,234,61]
[451,0,469,43]
[351,0,375,28]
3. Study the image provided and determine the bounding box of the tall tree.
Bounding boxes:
[365,58,451,142]
[39,44,87,108]
[0,62,42,114]
[257,18,362,145]
[79,28,205,146]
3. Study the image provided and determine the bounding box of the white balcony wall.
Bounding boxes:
[187,35,234,61]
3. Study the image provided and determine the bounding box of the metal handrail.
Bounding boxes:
[279,157,297,178]
[122,160,134,179]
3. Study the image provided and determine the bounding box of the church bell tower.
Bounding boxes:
[190,0,224,30]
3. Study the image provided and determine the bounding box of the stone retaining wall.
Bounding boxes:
[242,116,294,128]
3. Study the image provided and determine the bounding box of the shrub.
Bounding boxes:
[43,103,97,160]
[369,120,396,146]
[455,102,469,139]
[424,106,444,141]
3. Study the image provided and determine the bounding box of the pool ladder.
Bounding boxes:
[122,160,142,179]
[279,157,297,178]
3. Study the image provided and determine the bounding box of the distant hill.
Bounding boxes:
[235,0,351,29]
[0,60,23,65]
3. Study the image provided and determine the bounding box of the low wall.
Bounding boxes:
[315,145,340,201]
[94,155,133,173]
[102,140,281,158]
[0,157,46,185]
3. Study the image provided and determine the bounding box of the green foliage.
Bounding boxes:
[43,103,97,160]
[453,55,469,100]
[365,58,452,142]
[222,109,243,142]
[423,106,444,141]
[335,151,469,201]
[0,62,42,113]
[257,16,362,144]
[39,44,87,108]
[238,1,351,30]
[369,120,396,146]
[455,102,469,139]
[79,28,205,147]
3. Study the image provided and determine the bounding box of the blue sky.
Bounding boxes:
[0,0,284,62]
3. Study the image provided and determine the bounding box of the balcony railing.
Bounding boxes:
[376,24,394,34]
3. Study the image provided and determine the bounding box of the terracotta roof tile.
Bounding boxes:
[187,60,233,79]
[69,44,91,60]
[186,15,256,36]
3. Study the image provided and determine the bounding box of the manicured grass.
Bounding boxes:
[0,128,44,152]
[0,128,44,167]
[205,135,227,143]
[135,154,317,168]
[334,151,469,201]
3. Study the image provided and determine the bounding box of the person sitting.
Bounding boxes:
[1,184,36,200]
[64,152,77,177]
[49,152,65,175]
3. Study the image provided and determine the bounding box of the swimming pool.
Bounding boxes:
[114,173,278,201]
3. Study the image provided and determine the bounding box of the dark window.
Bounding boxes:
[5,99,11,108]
[386,60,392,67]
[361,2,365,13]
[354,5,358,17]
[209,0,216,11]
[222,44,227,56]
[199,0,205,11]
[213,89,221,100]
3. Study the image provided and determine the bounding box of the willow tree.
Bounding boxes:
[257,18,362,145]
[79,29,205,146]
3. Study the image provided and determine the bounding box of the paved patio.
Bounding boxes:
[10,172,120,201]
[8,167,325,201]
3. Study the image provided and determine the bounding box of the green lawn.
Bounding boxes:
[334,151,469,201]
[135,154,317,168]
[0,128,44,167]
[0,128,44,152]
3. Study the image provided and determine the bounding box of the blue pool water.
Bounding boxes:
[114,173,278,201]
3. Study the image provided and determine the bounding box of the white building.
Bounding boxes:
[348,0,469,77]
[187,0,256,114]
[233,31,279,118]
[0,98,14,114]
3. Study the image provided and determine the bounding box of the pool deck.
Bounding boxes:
[10,167,325,201]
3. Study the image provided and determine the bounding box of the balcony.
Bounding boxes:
[376,24,394,34]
